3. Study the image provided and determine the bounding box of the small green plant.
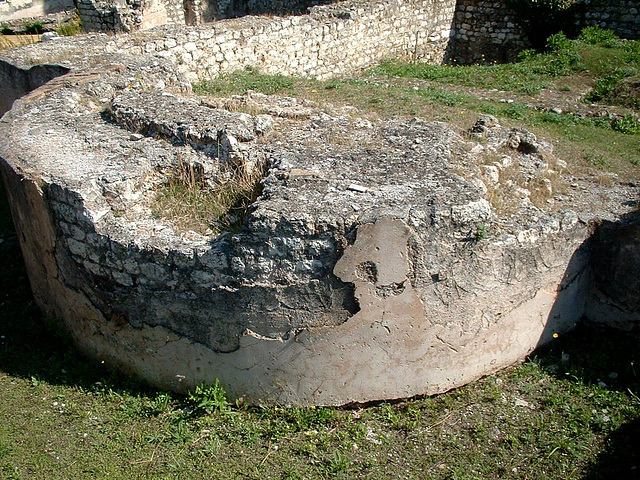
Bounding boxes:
[475,224,489,241]
[187,380,230,415]
[546,32,573,53]
[578,26,621,46]
[1,25,14,35]
[585,152,611,169]
[611,114,640,135]
[22,21,43,35]
[586,72,628,103]
[56,19,83,37]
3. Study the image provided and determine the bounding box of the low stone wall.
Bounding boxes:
[575,0,640,40]
[77,0,328,32]
[103,0,456,81]
[0,60,69,116]
[452,0,525,64]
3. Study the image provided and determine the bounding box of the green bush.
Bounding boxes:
[516,49,538,62]
[23,21,43,35]
[611,115,640,135]
[546,32,573,53]
[578,26,620,46]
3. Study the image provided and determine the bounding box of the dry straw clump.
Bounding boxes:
[154,154,265,235]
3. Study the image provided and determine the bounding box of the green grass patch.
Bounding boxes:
[56,19,83,37]
[194,66,297,96]
[370,32,585,95]
[371,27,640,114]
[195,64,640,177]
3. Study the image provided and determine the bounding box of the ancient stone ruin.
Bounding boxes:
[0,0,638,405]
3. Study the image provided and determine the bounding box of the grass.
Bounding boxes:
[1,176,639,478]
[56,19,84,37]
[370,47,581,96]
[152,154,265,235]
[0,34,38,51]
[372,28,640,109]
[194,40,640,180]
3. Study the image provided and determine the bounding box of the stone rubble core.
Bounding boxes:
[1,26,639,407]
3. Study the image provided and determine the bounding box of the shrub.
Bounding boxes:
[546,32,573,53]
[611,115,640,135]
[56,20,83,36]
[578,26,620,46]
[23,21,43,35]
[516,49,538,62]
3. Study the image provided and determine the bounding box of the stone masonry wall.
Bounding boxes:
[453,0,640,65]
[574,0,640,40]
[77,0,327,31]
[104,0,457,81]
[76,0,640,64]
[452,0,525,64]
[77,0,187,32]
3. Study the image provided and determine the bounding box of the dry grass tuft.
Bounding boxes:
[0,34,38,51]
[154,156,265,235]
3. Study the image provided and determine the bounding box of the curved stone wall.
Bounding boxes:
[0,1,638,406]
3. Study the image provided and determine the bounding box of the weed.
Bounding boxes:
[546,32,573,53]
[475,224,489,241]
[22,21,43,35]
[153,154,265,235]
[578,25,621,46]
[611,114,640,135]
[586,72,627,103]
[56,18,83,37]
[187,380,231,415]
[585,152,611,169]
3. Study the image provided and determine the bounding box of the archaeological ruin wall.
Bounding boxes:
[76,0,332,32]
[0,0,74,22]
[75,0,640,63]
[100,0,457,81]
[0,0,639,406]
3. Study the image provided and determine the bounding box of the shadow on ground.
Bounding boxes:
[529,320,640,480]
[582,417,640,480]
